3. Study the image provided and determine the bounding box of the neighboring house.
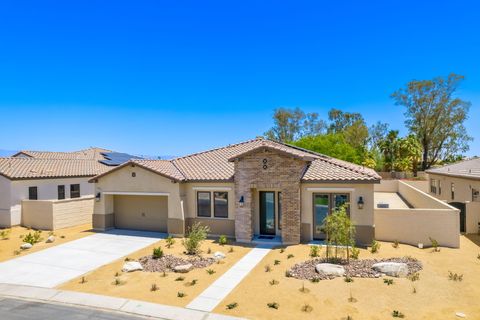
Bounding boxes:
[427,158,480,234]
[90,138,381,245]
[0,148,141,229]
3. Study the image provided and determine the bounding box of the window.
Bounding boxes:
[473,188,480,202]
[58,185,65,200]
[430,179,437,194]
[451,183,455,200]
[197,192,211,217]
[28,187,38,200]
[278,192,282,230]
[214,192,228,218]
[70,184,80,198]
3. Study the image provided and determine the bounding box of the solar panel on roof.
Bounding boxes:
[99,152,143,166]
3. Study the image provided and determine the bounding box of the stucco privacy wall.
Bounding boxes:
[21,197,94,230]
[301,183,375,245]
[466,202,480,234]
[93,164,183,233]
[0,175,12,227]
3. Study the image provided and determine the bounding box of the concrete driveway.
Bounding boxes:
[0,229,165,288]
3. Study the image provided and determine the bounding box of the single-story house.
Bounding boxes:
[0,148,141,229]
[427,158,480,234]
[90,138,381,245]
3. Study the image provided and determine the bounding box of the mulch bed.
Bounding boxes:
[288,256,423,280]
[139,254,216,272]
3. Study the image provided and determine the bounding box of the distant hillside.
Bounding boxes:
[0,150,16,157]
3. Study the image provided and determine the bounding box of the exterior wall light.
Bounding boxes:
[95,192,101,202]
[239,196,245,207]
[357,196,364,209]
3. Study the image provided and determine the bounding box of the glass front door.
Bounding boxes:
[260,191,276,235]
[313,194,330,239]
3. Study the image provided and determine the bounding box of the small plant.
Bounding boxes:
[218,235,228,246]
[351,247,360,259]
[175,276,185,281]
[384,278,394,286]
[115,271,120,277]
[150,283,158,291]
[183,222,210,255]
[408,272,420,293]
[274,259,281,265]
[344,276,354,283]
[226,302,238,310]
[153,247,164,259]
[165,236,175,248]
[392,240,399,249]
[60,235,66,239]
[186,279,198,286]
[370,239,380,253]
[279,248,285,253]
[0,229,11,240]
[160,271,167,277]
[13,249,21,255]
[264,264,272,272]
[207,247,212,254]
[392,310,405,318]
[309,245,320,257]
[301,303,313,313]
[348,289,357,303]
[285,270,292,277]
[177,291,186,298]
[80,277,87,284]
[448,271,463,281]
[228,246,234,253]
[23,230,42,245]
[267,302,279,309]
[269,279,279,285]
[124,257,132,262]
[206,269,216,275]
[429,237,440,252]
[310,277,320,283]
[299,282,310,293]
[287,254,294,259]
[477,253,480,260]
[112,278,125,286]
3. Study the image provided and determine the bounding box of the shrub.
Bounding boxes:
[175,276,185,281]
[177,291,186,298]
[160,271,167,277]
[267,302,279,309]
[80,277,87,284]
[269,279,279,285]
[219,235,228,246]
[392,240,399,249]
[309,245,320,258]
[287,254,294,259]
[264,264,272,272]
[310,277,320,283]
[285,270,292,277]
[274,259,281,265]
[228,246,234,253]
[124,257,132,262]
[370,240,380,253]
[226,302,238,310]
[186,279,198,286]
[384,278,394,285]
[207,247,212,254]
[23,231,42,245]
[183,223,210,255]
[0,229,11,240]
[150,283,158,291]
[351,247,360,259]
[429,237,440,252]
[112,278,125,286]
[13,250,21,256]
[279,248,285,253]
[301,304,313,312]
[392,310,405,318]
[115,271,120,277]
[344,276,354,283]
[165,236,175,248]
[153,247,164,259]
[348,290,357,303]
[60,235,66,239]
[448,271,463,281]
[408,272,420,293]
[206,269,216,275]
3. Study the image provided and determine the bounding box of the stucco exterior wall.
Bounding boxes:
[427,173,480,203]
[0,176,12,227]
[466,202,480,234]
[21,200,54,229]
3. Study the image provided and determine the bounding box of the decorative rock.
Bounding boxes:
[315,263,346,276]
[20,243,33,250]
[122,261,143,272]
[213,251,226,260]
[455,312,466,318]
[46,236,55,243]
[372,262,408,277]
[173,263,193,273]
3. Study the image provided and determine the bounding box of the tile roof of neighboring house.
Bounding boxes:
[13,147,112,160]
[92,138,380,183]
[426,157,480,180]
[0,158,110,180]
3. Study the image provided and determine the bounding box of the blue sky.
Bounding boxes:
[0,1,479,157]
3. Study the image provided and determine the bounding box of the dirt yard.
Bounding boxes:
[214,235,480,320]
[0,224,93,262]
[59,238,253,307]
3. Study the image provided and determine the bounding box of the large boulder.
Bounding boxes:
[20,243,33,250]
[372,262,408,278]
[213,251,226,260]
[122,261,143,273]
[173,263,193,273]
[315,263,345,276]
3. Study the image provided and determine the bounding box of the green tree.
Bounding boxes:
[391,73,472,170]
[322,205,355,263]
[328,109,369,149]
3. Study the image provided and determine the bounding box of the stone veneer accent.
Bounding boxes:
[233,149,307,244]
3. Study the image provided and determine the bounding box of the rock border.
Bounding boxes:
[138,254,216,273]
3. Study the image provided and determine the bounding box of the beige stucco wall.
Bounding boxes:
[466,202,480,234]
[21,200,54,229]
[375,208,460,248]
[0,175,12,227]
[427,173,480,203]
[402,180,429,193]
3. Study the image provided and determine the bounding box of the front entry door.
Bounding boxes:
[313,194,329,239]
[260,191,276,235]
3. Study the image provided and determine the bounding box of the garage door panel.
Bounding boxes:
[114,195,168,232]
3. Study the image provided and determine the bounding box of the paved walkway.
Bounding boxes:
[187,244,273,312]
[0,229,165,288]
[0,284,243,320]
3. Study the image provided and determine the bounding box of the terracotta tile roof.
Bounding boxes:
[13,147,112,160]
[427,158,480,180]
[132,159,186,181]
[302,156,381,181]
[0,158,110,180]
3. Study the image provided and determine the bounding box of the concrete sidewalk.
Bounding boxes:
[0,283,244,320]
[0,229,165,288]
